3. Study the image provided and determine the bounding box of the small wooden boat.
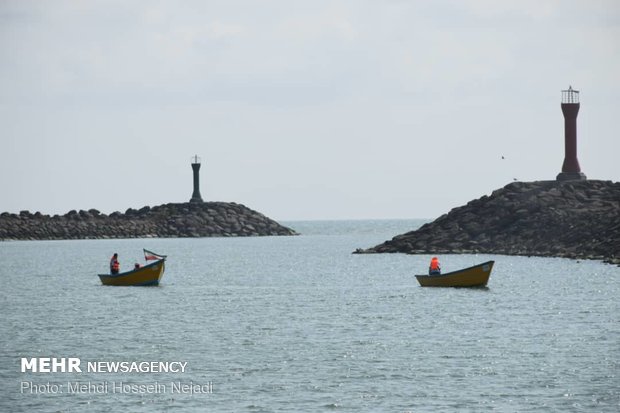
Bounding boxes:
[415,260,494,287]
[98,250,166,286]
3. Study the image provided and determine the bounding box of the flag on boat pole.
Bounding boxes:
[144,249,167,261]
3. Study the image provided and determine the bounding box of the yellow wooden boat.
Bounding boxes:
[415,260,494,287]
[98,250,166,286]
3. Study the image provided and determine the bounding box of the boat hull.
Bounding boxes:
[98,259,165,286]
[415,261,494,287]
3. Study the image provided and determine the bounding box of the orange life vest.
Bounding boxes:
[429,257,440,271]
[110,257,120,271]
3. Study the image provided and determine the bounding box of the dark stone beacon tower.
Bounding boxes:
[189,155,204,203]
[557,86,587,181]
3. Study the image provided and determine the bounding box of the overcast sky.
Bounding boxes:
[1,0,618,220]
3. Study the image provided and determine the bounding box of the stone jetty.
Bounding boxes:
[0,202,297,240]
[355,180,620,265]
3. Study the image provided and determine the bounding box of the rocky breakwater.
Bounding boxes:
[355,180,620,265]
[0,202,297,240]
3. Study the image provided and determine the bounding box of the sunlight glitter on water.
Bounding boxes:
[1,220,618,412]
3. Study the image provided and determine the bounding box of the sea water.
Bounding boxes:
[0,220,618,412]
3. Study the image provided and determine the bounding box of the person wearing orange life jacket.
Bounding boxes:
[110,253,120,274]
[429,256,441,275]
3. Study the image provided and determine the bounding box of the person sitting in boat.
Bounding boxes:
[134,263,141,270]
[429,256,441,275]
[110,253,120,274]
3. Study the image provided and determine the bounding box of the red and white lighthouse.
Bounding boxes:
[556,86,587,181]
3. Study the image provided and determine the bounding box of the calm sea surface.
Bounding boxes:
[0,220,618,412]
